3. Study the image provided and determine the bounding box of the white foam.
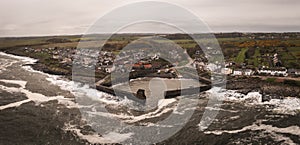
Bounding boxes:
[0,99,32,110]
[0,79,27,88]
[102,132,134,143]
[0,52,37,64]
[0,79,76,110]
[204,123,300,136]
[204,121,300,144]
[64,125,112,143]
[0,57,18,73]
[263,97,300,115]
[157,98,177,109]
[64,123,133,144]
[124,99,176,123]
[207,87,262,104]
[207,87,300,115]
[86,98,177,124]
[45,76,120,105]
[0,52,119,107]
[204,106,239,113]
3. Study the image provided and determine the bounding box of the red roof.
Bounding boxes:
[144,64,152,69]
[133,63,142,68]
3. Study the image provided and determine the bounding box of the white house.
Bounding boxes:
[192,61,206,70]
[206,63,218,71]
[288,69,300,76]
[106,67,115,73]
[233,69,243,76]
[244,69,254,76]
[52,55,60,59]
[258,67,288,77]
[221,68,233,75]
[102,65,115,73]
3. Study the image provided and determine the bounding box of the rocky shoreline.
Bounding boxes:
[30,57,299,100]
[226,76,300,100]
[30,60,300,101]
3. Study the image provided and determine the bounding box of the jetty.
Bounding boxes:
[95,83,213,103]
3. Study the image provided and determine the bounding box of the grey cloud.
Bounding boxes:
[0,0,299,36]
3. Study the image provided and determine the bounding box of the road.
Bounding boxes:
[252,75,300,81]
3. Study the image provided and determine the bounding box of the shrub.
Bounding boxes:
[266,78,276,83]
[284,80,300,87]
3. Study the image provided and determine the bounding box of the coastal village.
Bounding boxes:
[0,33,292,86]
[23,42,300,80]
[2,33,295,103]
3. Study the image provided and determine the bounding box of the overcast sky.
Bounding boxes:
[0,0,299,37]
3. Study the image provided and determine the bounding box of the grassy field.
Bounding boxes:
[288,47,300,59]
[235,48,249,64]
[253,48,261,67]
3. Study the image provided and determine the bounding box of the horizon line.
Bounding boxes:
[1,31,300,38]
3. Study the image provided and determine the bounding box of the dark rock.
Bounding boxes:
[136,89,146,100]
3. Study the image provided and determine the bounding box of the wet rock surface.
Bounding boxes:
[227,77,300,98]
[0,90,27,106]
[0,100,87,145]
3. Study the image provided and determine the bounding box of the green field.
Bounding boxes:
[253,48,261,67]
[288,47,300,59]
[235,48,249,64]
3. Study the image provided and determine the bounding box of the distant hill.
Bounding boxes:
[46,38,71,43]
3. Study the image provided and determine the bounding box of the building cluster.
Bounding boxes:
[189,47,300,78]
[220,63,300,77]
[25,47,75,67]
[98,50,167,73]
[215,51,299,77]
[24,46,299,78]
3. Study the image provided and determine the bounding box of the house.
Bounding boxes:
[144,64,152,69]
[133,62,152,70]
[258,67,288,77]
[133,62,143,69]
[221,68,233,75]
[192,61,205,70]
[164,68,170,73]
[98,65,115,73]
[225,62,235,67]
[288,69,300,76]
[151,54,160,60]
[104,65,115,73]
[244,69,254,76]
[52,55,60,59]
[61,58,72,64]
[206,63,218,71]
[233,69,243,76]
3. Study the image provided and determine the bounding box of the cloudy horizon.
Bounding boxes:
[1,0,300,37]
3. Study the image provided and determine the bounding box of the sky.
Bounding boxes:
[0,0,299,37]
